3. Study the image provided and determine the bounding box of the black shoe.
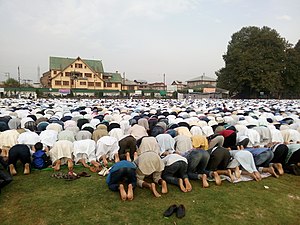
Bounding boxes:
[163,204,177,217]
[176,204,185,219]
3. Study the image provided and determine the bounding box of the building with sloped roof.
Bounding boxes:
[171,80,187,91]
[40,56,135,91]
[186,75,216,87]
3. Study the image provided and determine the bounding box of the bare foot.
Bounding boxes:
[250,172,259,181]
[272,163,284,175]
[213,172,222,186]
[178,178,187,193]
[114,153,120,163]
[201,174,209,188]
[235,166,241,179]
[24,163,30,175]
[53,160,61,171]
[91,160,99,166]
[184,178,192,192]
[227,169,234,182]
[80,159,90,168]
[150,183,161,197]
[161,180,168,194]
[102,157,108,167]
[254,171,262,181]
[126,152,131,162]
[127,184,134,201]
[119,184,127,201]
[9,164,17,176]
[133,152,138,160]
[264,166,279,178]
[67,159,73,171]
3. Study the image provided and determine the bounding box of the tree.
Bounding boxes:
[216,26,289,98]
[3,78,20,87]
[282,39,300,98]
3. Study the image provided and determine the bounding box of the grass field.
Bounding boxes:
[1,165,299,225]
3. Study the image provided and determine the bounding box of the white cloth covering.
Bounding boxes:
[228,150,258,173]
[73,139,96,163]
[39,130,58,147]
[96,136,119,161]
[0,129,20,148]
[162,153,188,166]
[137,136,160,155]
[174,135,193,154]
[17,130,40,145]
[156,133,175,155]
[49,140,74,165]
[109,128,124,141]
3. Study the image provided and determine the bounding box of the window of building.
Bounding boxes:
[65,72,71,77]
[54,71,57,74]
[88,82,94,87]
[71,65,73,68]
[95,82,101,87]
[55,80,61,85]
[85,73,92,78]
[84,66,87,68]
[75,63,82,68]
[106,83,112,87]
[114,83,118,88]
[80,81,86,85]
[63,81,69,86]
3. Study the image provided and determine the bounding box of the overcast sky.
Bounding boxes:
[0,0,299,84]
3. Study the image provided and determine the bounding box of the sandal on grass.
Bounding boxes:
[64,174,80,181]
[51,172,64,179]
[78,171,91,177]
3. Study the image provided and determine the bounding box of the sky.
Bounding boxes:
[0,0,299,84]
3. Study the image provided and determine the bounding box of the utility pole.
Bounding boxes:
[163,73,166,90]
[122,72,125,91]
[18,66,21,87]
[37,65,40,83]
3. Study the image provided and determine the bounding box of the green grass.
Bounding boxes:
[1,165,300,225]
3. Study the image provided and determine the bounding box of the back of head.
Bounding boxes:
[34,142,43,151]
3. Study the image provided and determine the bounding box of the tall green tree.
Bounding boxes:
[216,26,289,98]
[282,39,300,98]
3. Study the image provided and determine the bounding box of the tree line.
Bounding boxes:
[216,26,300,99]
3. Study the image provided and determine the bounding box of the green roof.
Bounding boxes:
[103,72,122,83]
[49,56,104,73]
[187,75,216,82]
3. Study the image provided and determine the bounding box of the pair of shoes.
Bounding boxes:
[98,167,109,176]
[163,204,185,218]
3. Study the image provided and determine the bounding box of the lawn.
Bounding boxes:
[1,165,299,225]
